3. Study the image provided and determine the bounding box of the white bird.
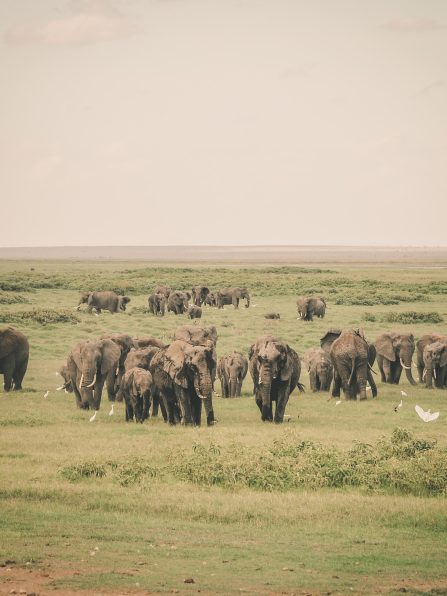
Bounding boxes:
[43,391,49,399]
[415,405,440,422]
[394,399,403,412]
[89,411,98,422]
[401,391,408,397]
[109,404,114,416]
[335,400,342,406]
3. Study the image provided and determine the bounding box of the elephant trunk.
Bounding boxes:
[259,365,273,419]
[425,365,434,388]
[194,371,213,400]
[229,375,238,398]
[244,295,250,308]
[80,366,97,409]
[400,356,416,385]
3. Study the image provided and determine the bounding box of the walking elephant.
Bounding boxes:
[56,361,73,393]
[187,305,202,319]
[217,351,248,397]
[320,328,377,400]
[249,335,304,423]
[422,339,447,389]
[167,291,189,315]
[416,334,446,384]
[191,286,210,306]
[0,327,29,391]
[120,367,153,423]
[174,325,218,387]
[296,296,326,321]
[217,287,250,309]
[77,291,130,314]
[375,332,416,385]
[101,333,135,400]
[265,312,280,319]
[150,340,216,426]
[67,338,121,411]
[148,293,166,316]
[302,348,333,392]
[204,292,217,307]
[154,285,172,299]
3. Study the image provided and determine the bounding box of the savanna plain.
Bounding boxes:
[1,258,447,596]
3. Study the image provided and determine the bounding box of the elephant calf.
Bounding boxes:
[148,292,166,316]
[296,296,326,321]
[422,340,447,389]
[187,305,202,319]
[302,348,333,392]
[265,312,280,319]
[77,291,130,314]
[217,351,248,397]
[120,367,153,423]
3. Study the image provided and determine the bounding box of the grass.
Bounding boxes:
[0,260,447,594]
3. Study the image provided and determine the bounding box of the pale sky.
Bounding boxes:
[1,0,446,247]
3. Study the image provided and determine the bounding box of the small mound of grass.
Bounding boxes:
[383,311,443,324]
[60,461,108,481]
[0,308,80,326]
[129,306,150,315]
[0,292,30,304]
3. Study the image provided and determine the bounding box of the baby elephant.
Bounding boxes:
[217,351,248,397]
[187,305,202,319]
[265,312,280,319]
[120,367,153,423]
[303,348,333,392]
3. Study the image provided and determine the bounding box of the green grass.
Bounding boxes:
[1,260,447,595]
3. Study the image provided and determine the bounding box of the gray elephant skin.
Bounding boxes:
[133,336,167,350]
[217,287,250,309]
[0,327,29,391]
[422,339,447,389]
[375,331,416,385]
[67,338,121,411]
[416,334,446,384]
[150,339,216,426]
[192,286,210,306]
[101,333,135,400]
[321,329,377,400]
[296,296,326,321]
[204,292,217,307]
[249,335,304,423]
[302,348,333,392]
[187,305,202,319]
[217,351,248,397]
[148,293,166,316]
[174,325,218,387]
[167,291,190,315]
[120,367,153,422]
[265,312,280,319]
[77,291,130,314]
[154,285,172,299]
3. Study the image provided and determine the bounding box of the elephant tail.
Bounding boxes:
[296,382,305,393]
[348,359,356,385]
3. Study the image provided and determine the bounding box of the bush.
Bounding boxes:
[383,311,443,324]
[0,308,80,326]
[60,461,107,481]
[362,312,377,322]
[0,292,30,304]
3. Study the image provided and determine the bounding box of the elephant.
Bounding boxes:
[217,351,248,397]
[302,348,333,392]
[67,338,121,411]
[150,340,216,426]
[120,367,153,423]
[265,312,280,319]
[296,296,326,321]
[320,328,377,400]
[0,327,29,391]
[204,292,217,307]
[174,324,218,387]
[133,336,167,350]
[148,293,166,316]
[56,362,73,393]
[422,339,447,389]
[187,305,202,319]
[77,291,130,314]
[416,334,446,384]
[191,286,210,306]
[167,291,189,315]
[154,285,172,299]
[375,331,417,385]
[101,333,135,400]
[217,287,250,309]
[249,335,304,423]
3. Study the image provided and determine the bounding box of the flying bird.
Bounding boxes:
[89,411,97,422]
[401,391,408,397]
[415,405,440,422]
[109,404,114,416]
[43,391,49,399]
[394,399,403,412]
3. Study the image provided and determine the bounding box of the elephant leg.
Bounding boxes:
[237,380,242,397]
[142,394,151,421]
[191,394,202,426]
[255,391,263,414]
[13,356,28,390]
[417,362,425,384]
[331,372,341,398]
[367,369,378,398]
[93,378,105,410]
[176,387,193,425]
[382,359,392,383]
[394,363,403,384]
[378,361,386,383]
[3,369,13,391]
[125,397,133,421]
[274,384,289,423]
[309,370,317,392]
[106,370,117,402]
[232,296,238,309]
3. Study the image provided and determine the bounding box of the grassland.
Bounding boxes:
[1,260,447,595]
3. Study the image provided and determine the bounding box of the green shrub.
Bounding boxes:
[60,461,107,481]
[362,312,377,322]
[383,311,443,324]
[0,308,80,326]
[0,292,30,304]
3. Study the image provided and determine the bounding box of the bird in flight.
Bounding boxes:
[415,405,439,422]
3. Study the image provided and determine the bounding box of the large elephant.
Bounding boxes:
[167,291,189,315]
[217,287,250,309]
[192,286,210,306]
[123,345,167,419]
[217,351,248,397]
[320,329,377,400]
[0,327,29,391]
[148,293,166,316]
[120,367,153,423]
[375,332,416,385]
[101,333,135,400]
[77,291,130,314]
[154,285,172,299]
[174,325,218,387]
[302,348,333,392]
[56,361,73,393]
[67,338,121,411]
[296,296,326,321]
[416,334,446,384]
[150,340,216,426]
[423,339,447,389]
[249,335,303,423]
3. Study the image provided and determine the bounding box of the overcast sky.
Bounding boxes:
[1,0,446,247]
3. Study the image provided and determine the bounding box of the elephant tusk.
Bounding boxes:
[422,368,426,380]
[79,373,84,388]
[56,384,66,391]
[116,367,119,376]
[400,358,411,370]
[433,368,437,379]
[86,373,97,388]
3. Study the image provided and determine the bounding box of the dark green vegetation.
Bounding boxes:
[1,260,447,595]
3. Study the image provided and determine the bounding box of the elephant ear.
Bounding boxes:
[320,329,341,352]
[100,340,121,374]
[70,342,83,370]
[376,334,395,361]
[278,344,293,381]
[163,342,188,388]
[439,345,447,368]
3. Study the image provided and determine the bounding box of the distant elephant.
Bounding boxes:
[154,285,172,299]
[150,339,216,426]
[264,312,280,319]
[187,305,202,319]
[416,334,446,384]
[167,291,189,315]
[249,335,304,423]
[101,333,135,400]
[67,338,121,411]
[302,348,333,392]
[217,351,248,397]
[148,293,166,316]
[204,292,217,307]
[174,324,218,386]
[296,296,326,321]
[423,339,447,389]
[192,286,210,306]
[320,328,377,400]
[217,287,250,309]
[77,291,130,314]
[133,336,167,350]
[120,367,153,423]
[0,327,29,391]
[375,332,416,385]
